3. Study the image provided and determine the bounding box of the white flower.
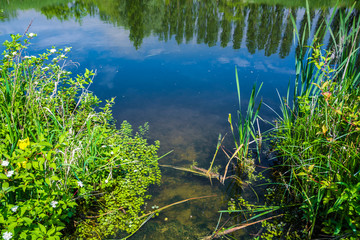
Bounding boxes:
[105,179,108,184]
[50,201,58,208]
[49,49,56,53]
[12,52,17,56]
[11,206,18,212]
[28,33,36,38]
[24,56,30,59]
[65,47,71,52]
[1,160,9,167]
[42,67,49,71]
[60,54,65,58]
[111,151,114,155]
[2,231,13,240]
[77,181,83,188]
[4,54,9,58]
[134,170,138,172]
[6,171,14,178]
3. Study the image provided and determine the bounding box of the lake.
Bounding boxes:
[0,0,356,239]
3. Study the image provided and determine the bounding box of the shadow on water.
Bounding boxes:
[0,0,357,238]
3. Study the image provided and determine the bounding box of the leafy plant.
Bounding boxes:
[0,33,161,239]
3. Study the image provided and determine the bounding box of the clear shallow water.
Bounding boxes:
[0,1,348,238]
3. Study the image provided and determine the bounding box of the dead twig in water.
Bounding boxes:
[202,214,283,240]
[139,194,217,219]
[159,164,221,184]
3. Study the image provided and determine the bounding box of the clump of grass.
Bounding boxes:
[210,3,360,239]
[0,33,161,239]
[228,67,262,182]
[272,3,360,238]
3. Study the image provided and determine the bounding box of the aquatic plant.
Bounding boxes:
[228,67,262,182]
[0,33,161,239]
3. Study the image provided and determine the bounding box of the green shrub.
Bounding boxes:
[0,33,161,239]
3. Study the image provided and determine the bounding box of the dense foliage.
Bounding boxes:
[0,33,161,239]
[270,7,360,239]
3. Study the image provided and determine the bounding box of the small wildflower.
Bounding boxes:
[111,151,114,155]
[65,47,71,52]
[51,201,58,208]
[77,181,84,188]
[1,160,9,167]
[6,171,14,178]
[28,33,36,38]
[60,54,65,58]
[18,138,30,150]
[105,179,108,184]
[12,52,17,56]
[2,231,13,240]
[134,170,138,172]
[42,67,49,71]
[4,54,9,58]
[24,56,30,59]
[11,206,18,212]
[49,49,56,54]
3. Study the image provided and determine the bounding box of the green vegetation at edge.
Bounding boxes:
[221,5,360,240]
[0,34,161,239]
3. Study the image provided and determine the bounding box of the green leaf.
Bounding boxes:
[38,223,47,234]
[23,217,33,225]
[50,162,56,170]
[47,226,56,236]
[45,178,51,185]
[51,175,60,181]
[2,181,9,190]
[32,161,39,170]
[0,173,8,179]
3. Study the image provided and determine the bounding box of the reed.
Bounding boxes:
[228,67,263,181]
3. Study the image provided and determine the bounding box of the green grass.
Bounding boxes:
[271,3,360,238]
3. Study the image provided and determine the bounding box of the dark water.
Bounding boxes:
[0,1,355,239]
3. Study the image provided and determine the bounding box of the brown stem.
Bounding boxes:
[202,214,283,240]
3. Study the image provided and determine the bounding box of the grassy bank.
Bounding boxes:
[0,33,161,239]
[271,6,360,238]
[209,5,360,240]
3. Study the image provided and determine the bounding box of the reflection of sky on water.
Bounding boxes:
[1,9,296,239]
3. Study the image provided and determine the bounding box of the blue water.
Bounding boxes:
[0,6,299,239]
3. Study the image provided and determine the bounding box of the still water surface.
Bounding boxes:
[0,1,354,238]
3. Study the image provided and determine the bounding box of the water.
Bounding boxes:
[0,1,354,238]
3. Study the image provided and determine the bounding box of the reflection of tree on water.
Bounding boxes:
[1,0,358,57]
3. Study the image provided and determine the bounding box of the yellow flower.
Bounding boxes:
[18,137,30,150]
[17,160,27,168]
